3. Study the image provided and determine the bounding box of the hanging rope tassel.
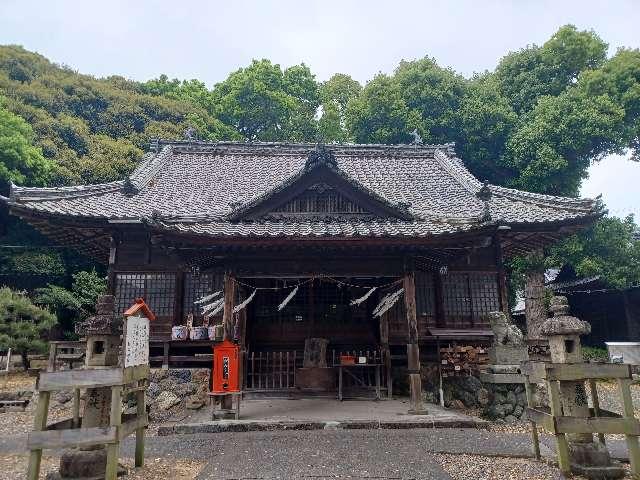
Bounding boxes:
[195,290,222,305]
[233,289,257,313]
[350,286,377,306]
[278,285,299,311]
[373,288,405,318]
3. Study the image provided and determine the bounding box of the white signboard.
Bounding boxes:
[124,314,150,368]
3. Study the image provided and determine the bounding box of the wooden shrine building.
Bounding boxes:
[3,141,598,401]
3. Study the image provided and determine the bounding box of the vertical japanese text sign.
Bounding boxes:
[123,299,155,368]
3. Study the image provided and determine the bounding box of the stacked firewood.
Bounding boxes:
[439,345,489,377]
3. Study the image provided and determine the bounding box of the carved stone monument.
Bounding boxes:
[481,312,529,381]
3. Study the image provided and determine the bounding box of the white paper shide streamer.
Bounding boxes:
[350,286,377,306]
[201,297,224,314]
[373,288,404,318]
[233,289,257,313]
[277,285,299,311]
[195,290,222,305]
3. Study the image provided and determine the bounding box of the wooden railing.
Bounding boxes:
[245,350,299,390]
[245,347,388,392]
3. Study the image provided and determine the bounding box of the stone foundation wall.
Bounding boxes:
[147,368,210,421]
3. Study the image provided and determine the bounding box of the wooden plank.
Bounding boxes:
[28,426,117,450]
[27,390,50,480]
[72,388,80,428]
[545,363,631,381]
[123,365,150,384]
[555,416,640,435]
[105,386,122,480]
[618,378,640,478]
[524,381,540,459]
[547,380,571,475]
[119,412,149,440]
[47,343,58,372]
[589,379,606,445]
[38,368,124,391]
[525,407,555,432]
[135,386,145,467]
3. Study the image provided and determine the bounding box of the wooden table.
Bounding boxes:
[208,391,242,420]
[334,363,382,401]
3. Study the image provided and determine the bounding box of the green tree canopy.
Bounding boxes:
[0,98,53,192]
[0,286,56,369]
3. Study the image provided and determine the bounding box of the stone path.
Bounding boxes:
[1,427,633,479]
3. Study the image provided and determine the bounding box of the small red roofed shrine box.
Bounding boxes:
[212,340,240,393]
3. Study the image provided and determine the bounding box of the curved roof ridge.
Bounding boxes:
[158,139,456,157]
[10,181,124,202]
[489,184,596,212]
[432,149,483,195]
[126,145,174,193]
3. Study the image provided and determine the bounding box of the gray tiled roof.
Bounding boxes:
[7,141,597,238]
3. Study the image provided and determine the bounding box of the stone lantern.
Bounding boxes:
[53,295,124,479]
[540,296,623,478]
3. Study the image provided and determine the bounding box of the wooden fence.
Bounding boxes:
[245,348,387,392]
[245,350,299,390]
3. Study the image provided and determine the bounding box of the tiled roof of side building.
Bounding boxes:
[5,140,598,238]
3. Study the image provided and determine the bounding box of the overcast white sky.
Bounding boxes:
[1,0,638,217]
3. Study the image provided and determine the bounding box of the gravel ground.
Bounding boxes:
[0,453,205,480]
[434,453,570,480]
[2,372,640,479]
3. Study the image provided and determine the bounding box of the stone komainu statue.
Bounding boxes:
[486,311,525,346]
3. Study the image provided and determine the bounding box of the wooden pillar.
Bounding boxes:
[106,235,118,295]
[404,271,426,414]
[222,273,236,341]
[174,270,185,327]
[434,273,445,327]
[379,311,392,399]
[493,234,510,316]
[221,273,236,410]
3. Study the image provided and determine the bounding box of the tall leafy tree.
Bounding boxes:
[495,25,608,113]
[0,286,56,369]
[212,59,318,141]
[0,99,53,193]
[318,74,361,142]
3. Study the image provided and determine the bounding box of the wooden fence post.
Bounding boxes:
[135,381,145,467]
[27,391,50,480]
[105,386,122,480]
[618,378,640,477]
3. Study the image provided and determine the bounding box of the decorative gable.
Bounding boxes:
[270,183,370,216]
[228,145,412,222]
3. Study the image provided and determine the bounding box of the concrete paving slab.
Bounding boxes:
[158,398,487,435]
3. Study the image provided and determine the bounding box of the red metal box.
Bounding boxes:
[212,340,240,393]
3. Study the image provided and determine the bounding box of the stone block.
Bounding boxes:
[488,345,529,365]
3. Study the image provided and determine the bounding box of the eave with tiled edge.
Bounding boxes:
[1,140,600,261]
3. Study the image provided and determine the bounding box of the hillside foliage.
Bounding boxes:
[0,23,639,310]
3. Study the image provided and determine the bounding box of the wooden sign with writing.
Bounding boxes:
[124,314,150,368]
